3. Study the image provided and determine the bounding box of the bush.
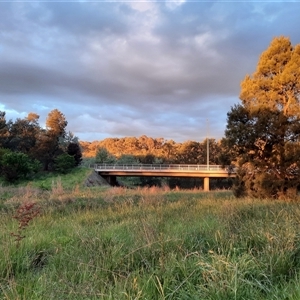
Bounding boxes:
[0,151,34,182]
[54,153,75,174]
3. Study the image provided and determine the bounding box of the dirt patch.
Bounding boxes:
[84,171,110,187]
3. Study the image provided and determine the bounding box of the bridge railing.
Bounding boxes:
[92,164,235,172]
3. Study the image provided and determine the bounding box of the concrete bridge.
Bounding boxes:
[93,164,236,191]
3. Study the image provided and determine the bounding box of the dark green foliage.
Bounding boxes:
[224,105,300,198]
[0,151,35,182]
[29,159,42,174]
[67,142,82,166]
[95,147,116,164]
[138,154,156,164]
[116,154,139,165]
[80,157,96,168]
[0,147,10,159]
[54,153,76,174]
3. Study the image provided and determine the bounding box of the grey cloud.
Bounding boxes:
[25,2,132,36]
[54,4,128,35]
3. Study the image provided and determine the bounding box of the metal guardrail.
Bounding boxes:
[92,164,235,172]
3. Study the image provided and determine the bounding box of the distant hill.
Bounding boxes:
[80,135,222,165]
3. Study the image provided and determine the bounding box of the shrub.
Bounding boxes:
[54,153,75,174]
[0,151,34,182]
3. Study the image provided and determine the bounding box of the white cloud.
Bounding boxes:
[127,0,156,12]
[165,0,186,11]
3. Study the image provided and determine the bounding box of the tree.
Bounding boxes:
[46,109,68,137]
[58,131,82,167]
[95,147,116,164]
[7,113,40,155]
[162,140,176,162]
[0,111,10,148]
[174,141,202,164]
[240,37,300,117]
[31,129,57,171]
[67,142,82,166]
[224,36,300,198]
[27,112,39,123]
[121,137,139,155]
[34,109,68,171]
[138,154,156,164]
[59,131,79,151]
[116,154,139,165]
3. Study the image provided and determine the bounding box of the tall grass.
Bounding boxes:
[1,174,300,299]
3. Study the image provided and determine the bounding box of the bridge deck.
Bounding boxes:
[93,164,236,178]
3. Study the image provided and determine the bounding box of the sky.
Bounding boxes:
[1,0,300,143]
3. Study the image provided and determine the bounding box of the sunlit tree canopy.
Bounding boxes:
[240,36,300,117]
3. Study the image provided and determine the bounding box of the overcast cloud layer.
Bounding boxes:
[1,0,300,142]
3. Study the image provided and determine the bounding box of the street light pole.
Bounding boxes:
[204,118,210,191]
[207,119,209,170]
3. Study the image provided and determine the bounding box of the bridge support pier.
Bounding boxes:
[102,175,117,186]
[204,177,209,192]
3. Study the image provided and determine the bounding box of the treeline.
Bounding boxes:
[0,109,82,182]
[80,135,223,165]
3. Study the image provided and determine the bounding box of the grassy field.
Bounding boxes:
[1,168,300,299]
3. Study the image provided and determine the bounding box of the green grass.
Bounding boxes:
[1,172,300,299]
[28,167,93,190]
